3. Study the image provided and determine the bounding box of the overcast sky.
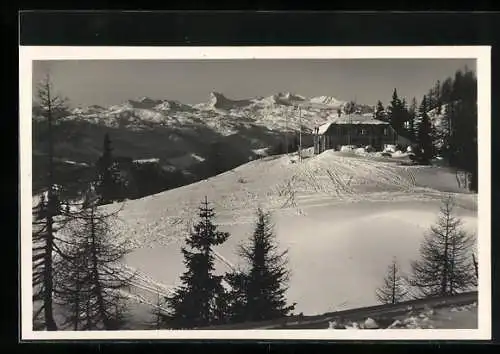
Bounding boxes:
[33,59,475,108]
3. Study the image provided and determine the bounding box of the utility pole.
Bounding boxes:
[348,102,351,146]
[285,105,288,155]
[298,105,302,162]
[348,98,356,146]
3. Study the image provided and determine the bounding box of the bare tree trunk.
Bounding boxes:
[472,253,478,282]
[156,291,161,330]
[449,237,456,295]
[43,211,57,330]
[44,78,57,331]
[89,206,110,329]
[391,263,396,304]
[456,170,461,188]
[72,267,81,331]
[440,203,451,296]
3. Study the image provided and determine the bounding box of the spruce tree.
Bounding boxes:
[226,208,295,323]
[441,77,454,103]
[416,95,434,163]
[434,80,442,114]
[459,69,478,192]
[53,191,131,330]
[388,88,404,134]
[163,197,230,329]
[374,100,386,121]
[438,67,477,191]
[407,97,418,141]
[401,97,410,134]
[440,102,453,162]
[420,67,477,191]
[95,133,123,205]
[224,271,249,323]
[409,195,476,298]
[375,258,407,305]
[451,69,464,102]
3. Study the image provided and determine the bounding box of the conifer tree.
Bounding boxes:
[409,195,476,298]
[401,97,411,134]
[32,194,53,328]
[423,67,477,191]
[375,258,407,304]
[95,133,123,205]
[32,74,69,331]
[452,69,464,102]
[163,197,230,329]
[457,68,478,192]
[388,88,405,134]
[441,77,454,103]
[407,97,418,141]
[226,208,295,322]
[224,271,249,323]
[374,100,387,121]
[53,191,131,330]
[416,95,434,163]
[434,80,442,114]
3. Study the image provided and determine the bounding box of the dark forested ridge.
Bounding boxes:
[380,66,477,191]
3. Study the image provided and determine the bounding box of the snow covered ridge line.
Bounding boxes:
[198,291,478,330]
[55,91,373,133]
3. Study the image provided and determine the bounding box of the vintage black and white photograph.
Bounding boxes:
[20,46,491,340]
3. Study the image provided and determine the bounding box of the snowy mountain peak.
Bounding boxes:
[208,91,252,110]
[126,97,164,109]
[276,92,306,101]
[54,90,374,135]
[139,96,156,103]
[209,91,227,105]
[71,105,105,115]
[310,95,346,107]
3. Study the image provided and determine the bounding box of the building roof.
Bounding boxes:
[317,115,389,134]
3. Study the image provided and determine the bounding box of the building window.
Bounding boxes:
[360,128,368,136]
[383,128,388,136]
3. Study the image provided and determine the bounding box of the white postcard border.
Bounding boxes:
[19,45,491,341]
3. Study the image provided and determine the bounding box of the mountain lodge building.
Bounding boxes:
[313,114,411,154]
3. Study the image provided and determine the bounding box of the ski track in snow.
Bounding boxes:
[88,151,478,315]
[100,151,476,251]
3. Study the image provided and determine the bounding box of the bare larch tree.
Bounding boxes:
[32,74,69,331]
[375,258,408,305]
[409,195,475,298]
[53,190,131,330]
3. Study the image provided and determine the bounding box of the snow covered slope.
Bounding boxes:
[98,150,477,316]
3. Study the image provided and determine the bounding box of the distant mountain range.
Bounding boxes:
[32,91,375,196]
[59,91,374,133]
